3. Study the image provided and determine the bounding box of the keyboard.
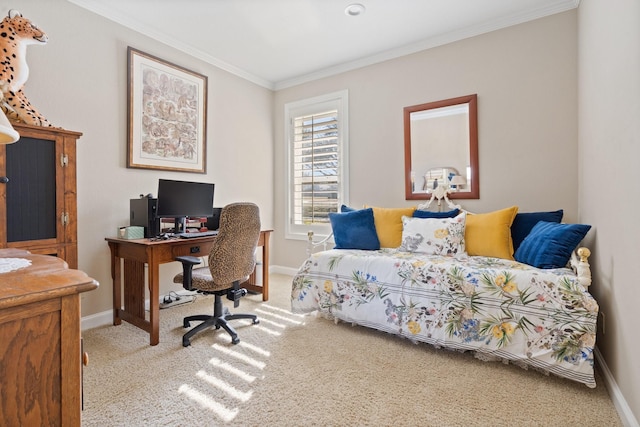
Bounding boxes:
[177,231,218,239]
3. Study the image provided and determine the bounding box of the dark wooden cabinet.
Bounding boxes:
[0,249,98,426]
[0,123,82,268]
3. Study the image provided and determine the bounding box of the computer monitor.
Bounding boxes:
[156,179,215,233]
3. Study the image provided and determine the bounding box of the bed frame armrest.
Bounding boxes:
[570,247,592,290]
[307,231,333,256]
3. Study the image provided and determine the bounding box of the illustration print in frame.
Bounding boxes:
[127,47,208,173]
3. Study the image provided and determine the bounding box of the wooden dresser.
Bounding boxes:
[0,249,98,426]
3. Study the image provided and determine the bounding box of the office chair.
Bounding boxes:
[173,202,261,347]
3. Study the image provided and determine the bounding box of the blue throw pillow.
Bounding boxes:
[329,208,380,250]
[514,221,591,269]
[511,210,564,252]
[413,208,460,219]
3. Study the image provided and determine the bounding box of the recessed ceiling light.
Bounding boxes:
[345,3,365,17]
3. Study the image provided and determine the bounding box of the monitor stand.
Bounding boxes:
[173,216,187,234]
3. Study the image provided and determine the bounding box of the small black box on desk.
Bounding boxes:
[130,197,160,238]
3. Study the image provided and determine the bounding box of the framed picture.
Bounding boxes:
[127,47,208,173]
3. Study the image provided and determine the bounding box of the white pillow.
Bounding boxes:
[399,212,466,256]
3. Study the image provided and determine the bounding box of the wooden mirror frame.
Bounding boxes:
[404,94,479,200]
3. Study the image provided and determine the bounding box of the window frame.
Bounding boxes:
[284,90,349,241]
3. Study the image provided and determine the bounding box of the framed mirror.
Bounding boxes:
[404,94,479,200]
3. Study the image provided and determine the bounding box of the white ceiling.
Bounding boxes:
[68,0,579,90]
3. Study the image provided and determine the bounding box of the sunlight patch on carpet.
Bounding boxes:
[255,316,287,328]
[208,357,257,383]
[211,343,266,369]
[254,308,304,324]
[238,340,271,357]
[253,324,283,337]
[259,303,306,317]
[195,370,254,402]
[178,384,239,422]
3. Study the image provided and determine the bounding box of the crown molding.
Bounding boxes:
[67,0,275,89]
[69,0,579,92]
[274,0,580,90]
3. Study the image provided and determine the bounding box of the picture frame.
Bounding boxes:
[127,47,208,173]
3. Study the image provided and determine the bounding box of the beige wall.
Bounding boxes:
[578,0,639,422]
[2,0,274,316]
[274,11,578,269]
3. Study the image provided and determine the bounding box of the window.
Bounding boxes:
[285,90,349,240]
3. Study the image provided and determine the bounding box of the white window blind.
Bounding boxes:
[285,90,348,240]
[292,110,339,225]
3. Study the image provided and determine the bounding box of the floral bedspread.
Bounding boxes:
[291,249,598,387]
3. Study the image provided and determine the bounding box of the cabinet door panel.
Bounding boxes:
[5,137,57,242]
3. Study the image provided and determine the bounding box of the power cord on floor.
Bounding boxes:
[148,292,199,312]
[162,291,198,305]
[162,292,179,304]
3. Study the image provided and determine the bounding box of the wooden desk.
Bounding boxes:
[0,248,98,426]
[106,230,272,346]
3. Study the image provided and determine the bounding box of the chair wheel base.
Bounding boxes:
[180,293,259,346]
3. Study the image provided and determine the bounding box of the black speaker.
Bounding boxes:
[206,207,223,231]
[130,197,160,238]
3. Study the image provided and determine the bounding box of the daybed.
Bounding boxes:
[291,189,598,387]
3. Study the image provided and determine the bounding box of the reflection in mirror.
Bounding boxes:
[404,94,478,200]
[420,166,460,192]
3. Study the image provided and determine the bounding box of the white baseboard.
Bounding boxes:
[81,309,113,331]
[595,347,639,427]
[80,267,294,331]
[81,289,200,332]
[270,265,299,276]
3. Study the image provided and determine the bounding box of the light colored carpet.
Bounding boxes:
[82,274,621,426]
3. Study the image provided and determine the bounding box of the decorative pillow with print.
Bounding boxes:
[399,212,466,256]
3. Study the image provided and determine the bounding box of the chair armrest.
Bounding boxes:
[175,256,202,266]
[175,256,203,291]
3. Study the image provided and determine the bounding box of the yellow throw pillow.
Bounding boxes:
[465,206,518,259]
[368,206,416,248]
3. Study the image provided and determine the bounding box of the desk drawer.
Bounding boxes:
[171,241,214,258]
